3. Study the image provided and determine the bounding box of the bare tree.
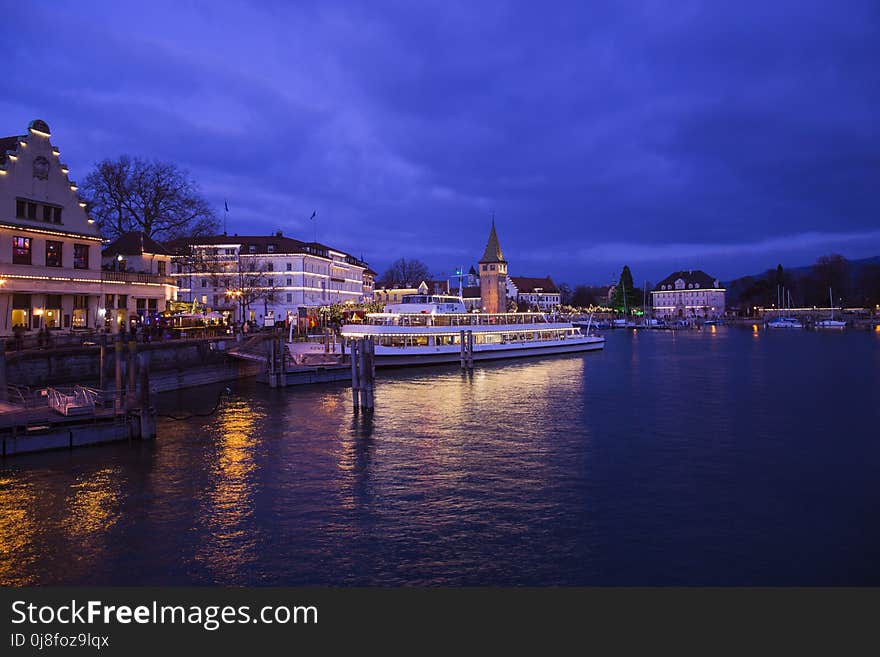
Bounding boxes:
[380,258,430,287]
[83,156,218,241]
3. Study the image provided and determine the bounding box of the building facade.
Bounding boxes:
[479,221,507,313]
[0,120,108,335]
[170,233,368,325]
[507,276,561,311]
[651,270,726,319]
[101,232,177,328]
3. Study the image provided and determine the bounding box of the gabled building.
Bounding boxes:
[651,270,726,319]
[0,120,105,334]
[507,276,561,311]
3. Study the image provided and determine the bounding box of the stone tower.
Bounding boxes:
[479,219,508,313]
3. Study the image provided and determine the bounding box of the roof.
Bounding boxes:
[468,265,477,275]
[509,276,559,294]
[103,232,171,257]
[0,135,21,166]
[164,233,368,267]
[654,270,721,291]
[461,286,481,298]
[480,220,505,263]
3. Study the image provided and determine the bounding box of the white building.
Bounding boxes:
[507,276,561,311]
[0,120,105,335]
[170,233,369,325]
[651,270,726,319]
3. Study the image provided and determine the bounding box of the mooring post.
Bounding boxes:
[460,330,466,369]
[268,334,276,388]
[467,330,474,369]
[138,351,156,440]
[358,337,368,410]
[362,337,374,411]
[350,338,360,412]
[114,337,123,414]
[0,339,7,403]
[98,337,106,392]
[127,339,138,408]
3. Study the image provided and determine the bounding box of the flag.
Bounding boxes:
[224,200,229,212]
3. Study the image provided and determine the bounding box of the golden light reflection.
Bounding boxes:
[195,399,262,581]
[0,477,38,585]
[61,468,122,538]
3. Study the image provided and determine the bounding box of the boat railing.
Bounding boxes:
[363,312,550,327]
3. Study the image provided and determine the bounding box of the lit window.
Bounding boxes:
[73,243,89,269]
[13,236,32,264]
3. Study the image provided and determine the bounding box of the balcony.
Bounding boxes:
[100,270,176,286]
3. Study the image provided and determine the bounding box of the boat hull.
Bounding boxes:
[371,338,605,367]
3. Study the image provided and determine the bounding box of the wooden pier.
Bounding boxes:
[0,336,157,457]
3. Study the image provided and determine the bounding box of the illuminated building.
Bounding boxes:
[0,120,104,334]
[506,276,561,311]
[168,232,369,325]
[651,270,726,319]
[479,220,507,313]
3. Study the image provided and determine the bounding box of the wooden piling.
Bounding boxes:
[460,330,466,369]
[362,337,374,411]
[99,342,106,392]
[114,338,123,413]
[0,339,7,403]
[350,339,360,412]
[127,340,138,408]
[466,330,474,369]
[138,351,155,439]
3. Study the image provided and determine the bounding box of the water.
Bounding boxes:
[2,327,879,585]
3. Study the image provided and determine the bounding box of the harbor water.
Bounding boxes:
[2,326,879,585]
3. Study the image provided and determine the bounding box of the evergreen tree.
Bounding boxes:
[610,265,640,313]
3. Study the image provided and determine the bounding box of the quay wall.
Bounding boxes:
[3,338,259,392]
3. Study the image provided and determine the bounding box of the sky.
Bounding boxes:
[4,0,879,286]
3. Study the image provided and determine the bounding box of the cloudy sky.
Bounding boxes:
[4,0,878,285]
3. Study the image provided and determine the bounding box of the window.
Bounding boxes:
[16,200,26,218]
[46,240,62,267]
[248,245,256,253]
[43,205,52,222]
[267,262,274,271]
[27,202,37,220]
[53,207,62,224]
[73,243,89,269]
[213,295,219,306]
[286,293,292,302]
[286,262,292,271]
[267,244,275,253]
[13,237,32,264]
[286,278,292,286]
[225,248,235,255]
[201,279,207,288]
[158,260,166,275]
[248,263,255,272]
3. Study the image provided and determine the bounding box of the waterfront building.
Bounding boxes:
[362,267,376,302]
[0,120,106,335]
[507,276,561,311]
[373,280,448,305]
[651,270,726,319]
[101,232,177,327]
[479,220,508,313]
[169,232,368,325]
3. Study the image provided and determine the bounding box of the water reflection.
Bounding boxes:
[193,399,263,583]
[2,329,879,585]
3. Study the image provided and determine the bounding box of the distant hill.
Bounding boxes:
[725,255,880,307]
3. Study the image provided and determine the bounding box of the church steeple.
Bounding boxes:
[478,217,508,313]
[480,216,506,264]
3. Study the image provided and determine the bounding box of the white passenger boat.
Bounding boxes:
[339,294,605,367]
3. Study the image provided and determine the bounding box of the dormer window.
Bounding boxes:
[267,244,276,253]
[248,245,256,253]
